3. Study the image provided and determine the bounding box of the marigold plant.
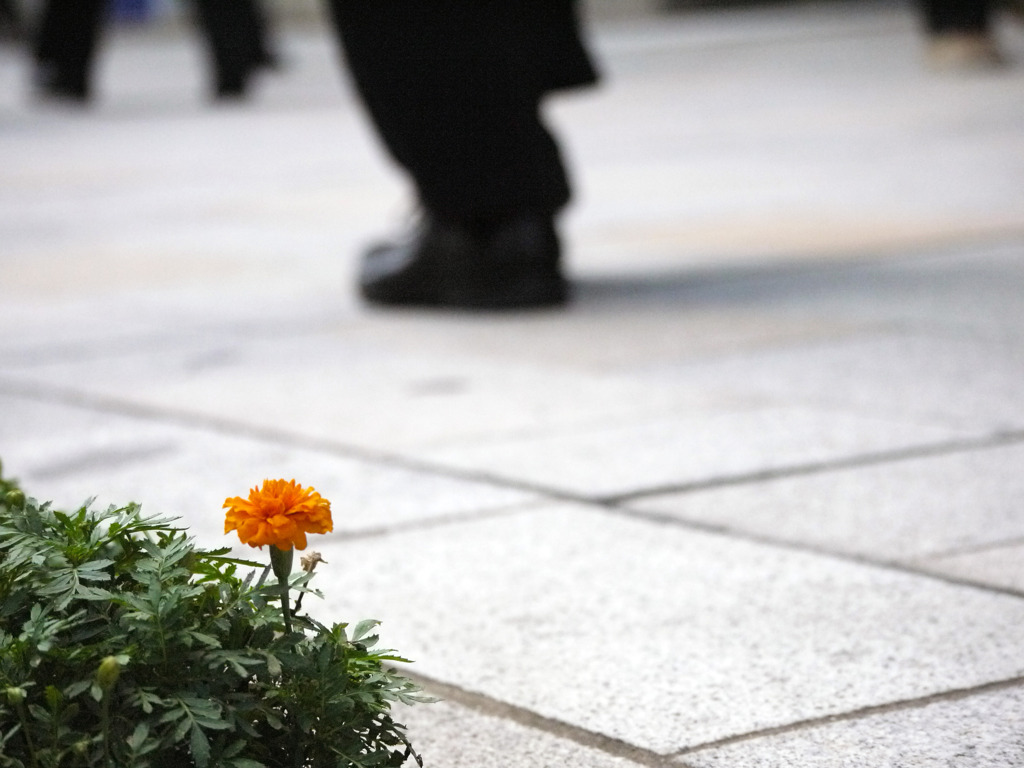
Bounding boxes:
[0,466,430,768]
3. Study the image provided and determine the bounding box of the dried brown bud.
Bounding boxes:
[300,551,327,572]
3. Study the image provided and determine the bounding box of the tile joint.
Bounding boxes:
[599,429,1024,506]
[674,675,1024,757]
[404,672,681,768]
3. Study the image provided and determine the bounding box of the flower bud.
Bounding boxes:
[4,490,25,509]
[96,656,121,690]
[5,687,26,705]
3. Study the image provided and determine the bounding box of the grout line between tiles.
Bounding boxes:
[600,503,1024,600]
[914,534,1024,562]
[402,673,681,768]
[673,675,1024,758]
[599,429,1024,505]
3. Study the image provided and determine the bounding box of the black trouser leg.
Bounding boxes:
[350,70,572,222]
[33,0,105,98]
[325,0,574,222]
[193,0,265,97]
[920,0,991,33]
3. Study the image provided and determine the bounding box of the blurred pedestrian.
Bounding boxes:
[31,0,279,102]
[325,0,599,310]
[193,0,280,98]
[920,0,1006,68]
[32,0,105,100]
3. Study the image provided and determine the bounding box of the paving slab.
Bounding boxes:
[0,393,536,545]
[678,684,1024,768]
[629,442,1024,567]
[307,504,1024,754]
[637,325,1024,433]
[400,700,646,768]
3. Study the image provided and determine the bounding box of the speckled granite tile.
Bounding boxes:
[679,685,1024,768]
[309,504,1024,754]
[630,443,1024,563]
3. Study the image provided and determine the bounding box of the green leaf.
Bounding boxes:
[194,716,231,731]
[76,559,115,573]
[189,724,211,768]
[351,620,381,643]
[127,723,149,751]
[188,631,221,649]
[159,708,186,725]
[375,654,413,664]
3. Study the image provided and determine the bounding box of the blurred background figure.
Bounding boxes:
[32,0,105,100]
[192,0,280,98]
[919,0,1006,68]
[31,0,279,102]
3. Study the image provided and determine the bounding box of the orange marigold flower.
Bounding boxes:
[224,479,333,551]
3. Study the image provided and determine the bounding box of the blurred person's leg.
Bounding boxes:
[33,0,105,101]
[248,0,279,70]
[920,0,1005,68]
[325,0,597,309]
[194,0,276,99]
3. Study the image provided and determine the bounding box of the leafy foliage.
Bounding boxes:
[0,467,430,768]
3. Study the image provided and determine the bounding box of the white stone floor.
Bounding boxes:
[2,2,1024,765]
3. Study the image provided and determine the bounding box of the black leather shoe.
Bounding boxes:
[359,214,569,310]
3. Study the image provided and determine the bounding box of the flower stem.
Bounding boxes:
[13,701,40,768]
[269,546,294,635]
[101,693,112,768]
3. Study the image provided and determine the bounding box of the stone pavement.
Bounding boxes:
[3,1,1024,765]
